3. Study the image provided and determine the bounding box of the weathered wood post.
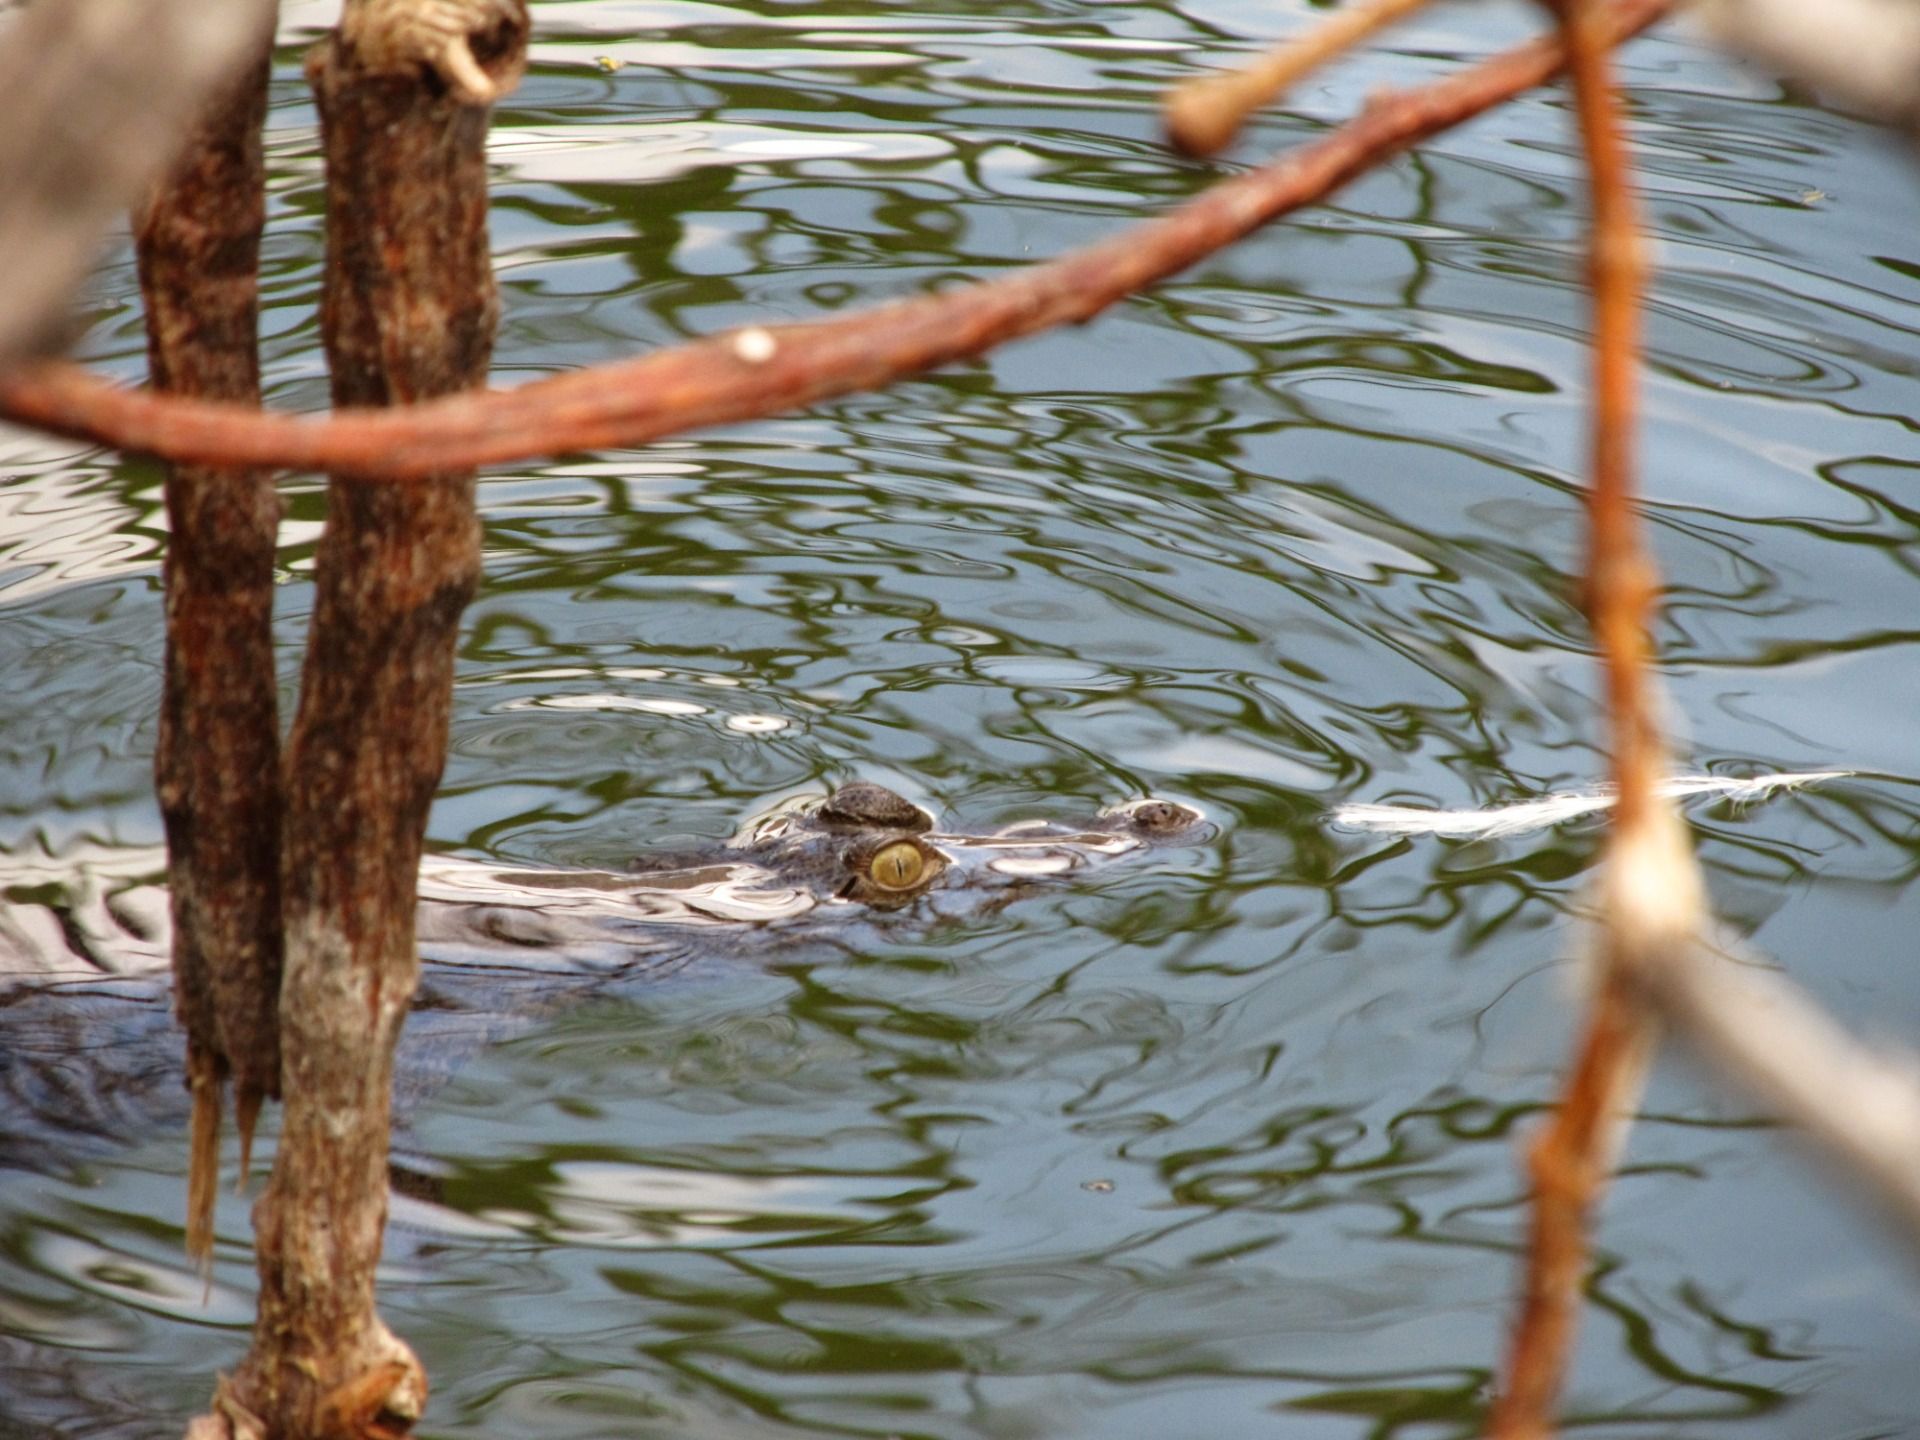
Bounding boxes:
[135,29,284,1263]
[193,3,528,1435]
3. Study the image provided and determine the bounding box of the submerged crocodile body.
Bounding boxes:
[0,782,1208,1164]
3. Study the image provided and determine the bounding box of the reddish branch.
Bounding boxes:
[1568,13,1660,827]
[1166,0,1441,158]
[1487,2,1695,1436]
[1490,975,1655,1440]
[0,0,1671,481]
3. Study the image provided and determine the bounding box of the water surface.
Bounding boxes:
[4,2,1920,1436]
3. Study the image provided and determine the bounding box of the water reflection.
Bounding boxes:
[6,0,1920,1435]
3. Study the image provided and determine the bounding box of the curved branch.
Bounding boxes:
[0,0,1671,480]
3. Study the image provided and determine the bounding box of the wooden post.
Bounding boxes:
[134,37,282,1262]
[199,4,528,1436]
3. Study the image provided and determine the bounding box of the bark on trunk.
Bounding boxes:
[134,42,281,1263]
[206,5,527,1435]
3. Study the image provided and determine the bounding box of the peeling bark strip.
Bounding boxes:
[134,47,282,1264]
[211,5,527,1433]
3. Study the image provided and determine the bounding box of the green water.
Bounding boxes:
[6,1,1920,1435]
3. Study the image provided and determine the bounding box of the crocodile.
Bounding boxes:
[0,781,1209,1165]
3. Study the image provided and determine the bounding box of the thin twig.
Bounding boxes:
[1492,971,1657,1440]
[1166,0,1440,157]
[0,0,1672,480]
[1486,1,1703,1434]
[1489,815,1699,1439]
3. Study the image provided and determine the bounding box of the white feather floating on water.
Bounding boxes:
[1330,771,1851,840]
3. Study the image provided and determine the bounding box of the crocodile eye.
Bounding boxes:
[866,840,927,891]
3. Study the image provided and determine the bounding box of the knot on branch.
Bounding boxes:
[340,0,528,104]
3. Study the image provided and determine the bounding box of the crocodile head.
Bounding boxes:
[698,778,1205,910]
[414,779,1210,953]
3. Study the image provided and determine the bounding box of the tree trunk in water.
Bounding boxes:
[134,39,281,1264]
[203,4,528,1436]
